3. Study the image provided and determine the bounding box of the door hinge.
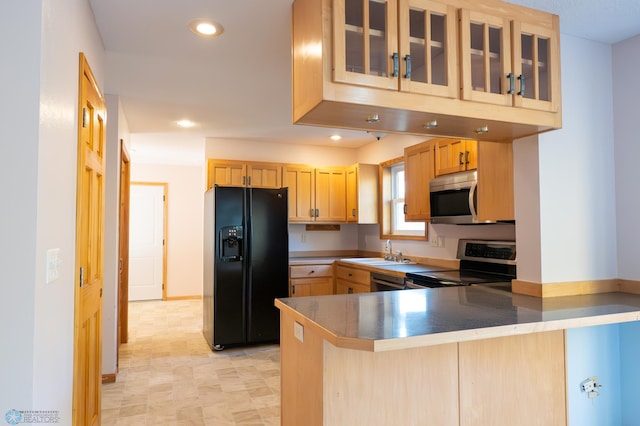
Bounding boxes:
[82,107,89,128]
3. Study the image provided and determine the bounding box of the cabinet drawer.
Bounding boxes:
[290,264,333,278]
[335,279,370,294]
[335,266,370,285]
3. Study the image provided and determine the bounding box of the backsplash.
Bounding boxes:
[289,222,516,261]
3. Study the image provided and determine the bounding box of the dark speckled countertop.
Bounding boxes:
[275,287,640,352]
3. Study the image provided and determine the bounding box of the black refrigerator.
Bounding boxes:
[203,185,289,350]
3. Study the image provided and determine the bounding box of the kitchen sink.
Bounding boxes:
[342,258,417,265]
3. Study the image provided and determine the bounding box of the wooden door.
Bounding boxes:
[333,0,399,90]
[398,0,457,98]
[511,18,561,113]
[346,165,358,222]
[435,139,474,175]
[284,165,315,222]
[459,9,512,106]
[315,168,346,222]
[73,53,106,426]
[118,142,130,349]
[404,140,435,220]
[207,160,246,188]
[247,163,282,188]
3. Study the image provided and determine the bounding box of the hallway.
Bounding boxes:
[101,300,281,425]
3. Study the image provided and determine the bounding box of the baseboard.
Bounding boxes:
[102,373,116,384]
[165,295,202,301]
[512,278,623,298]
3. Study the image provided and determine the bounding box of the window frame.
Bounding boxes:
[378,157,428,241]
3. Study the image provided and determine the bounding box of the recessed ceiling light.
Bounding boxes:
[330,135,342,141]
[188,19,224,38]
[177,119,195,128]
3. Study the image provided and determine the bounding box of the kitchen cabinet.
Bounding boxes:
[435,139,477,176]
[346,163,379,224]
[290,264,334,297]
[335,265,370,294]
[404,139,435,221]
[403,138,513,222]
[334,0,457,99]
[292,0,562,142]
[460,8,561,114]
[284,165,346,223]
[207,159,282,189]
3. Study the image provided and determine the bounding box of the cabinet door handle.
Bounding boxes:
[392,52,399,77]
[242,176,246,185]
[507,73,515,94]
[315,208,320,217]
[459,152,464,166]
[310,208,315,218]
[403,204,407,214]
[247,176,251,186]
[518,74,526,96]
[292,285,295,295]
[465,150,470,165]
[352,208,356,217]
[404,54,412,79]
[348,287,354,294]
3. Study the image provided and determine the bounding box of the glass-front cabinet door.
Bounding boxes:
[511,20,560,113]
[460,9,512,106]
[398,0,457,98]
[461,8,560,112]
[333,0,399,90]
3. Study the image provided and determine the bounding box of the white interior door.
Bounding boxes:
[128,184,165,301]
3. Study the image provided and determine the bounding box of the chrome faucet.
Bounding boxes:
[384,240,393,261]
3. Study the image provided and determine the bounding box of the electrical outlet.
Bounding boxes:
[46,248,61,284]
[294,321,304,342]
[438,236,445,248]
[301,233,306,243]
[430,234,439,247]
[580,376,601,398]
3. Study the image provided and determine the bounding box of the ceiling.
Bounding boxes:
[89,0,640,163]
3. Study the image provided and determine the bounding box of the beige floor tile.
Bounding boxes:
[101,300,281,425]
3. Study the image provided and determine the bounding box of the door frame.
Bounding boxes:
[118,141,130,349]
[129,182,168,301]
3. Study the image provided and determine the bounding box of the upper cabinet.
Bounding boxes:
[459,8,561,113]
[404,140,435,221]
[435,139,477,176]
[284,165,348,223]
[346,163,379,224]
[334,0,457,98]
[292,0,562,142]
[207,160,282,189]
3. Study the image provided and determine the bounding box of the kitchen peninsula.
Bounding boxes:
[275,288,640,425]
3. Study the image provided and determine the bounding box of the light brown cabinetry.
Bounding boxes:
[207,160,282,189]
[403,138,514,222]
[335,265,370,294]
[333,0,457,99]
[435,139,477,176]
[404,140,436,221]
[290,264,334,297]
[346,164,378,224]
[292,0,562,142]
[460,8,561,113]
[284,166,347,223]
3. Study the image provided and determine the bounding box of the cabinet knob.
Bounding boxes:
[348,287,354,294]
[348,273,352,277]
[310,270,315,274]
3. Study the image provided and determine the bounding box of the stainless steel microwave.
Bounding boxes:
[429,170,492,224]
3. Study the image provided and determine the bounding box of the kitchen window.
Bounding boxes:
[379,158,426,240]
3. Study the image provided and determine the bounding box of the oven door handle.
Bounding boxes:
[404,279,424,289]
[371,277,405,290]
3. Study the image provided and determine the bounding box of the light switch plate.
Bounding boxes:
[46,248,61,284]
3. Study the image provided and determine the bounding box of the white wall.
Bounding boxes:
[0,0,105,420]
[0,0,42,411]
[519,34,618,283]
[612,34,640,281]
[130,161,205,298]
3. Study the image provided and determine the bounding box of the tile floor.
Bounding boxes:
[102,300,281,425]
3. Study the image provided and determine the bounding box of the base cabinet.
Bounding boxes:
[280,312,567,426]
[289,264,334,297]
[335,265,370,294]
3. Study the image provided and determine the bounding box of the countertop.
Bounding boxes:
[275,287,640,352]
